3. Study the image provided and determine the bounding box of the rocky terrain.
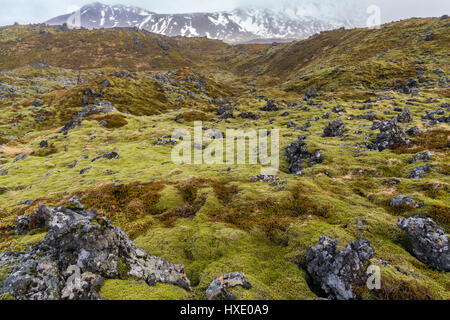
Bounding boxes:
[0,16,449,300]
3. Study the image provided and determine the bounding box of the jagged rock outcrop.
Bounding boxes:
[390,195,423,209]
[372,118,410,151]
[306,236,374,300]
[323,119,345,137]
[286,136,322,175]
[0,196,191,300]
[398,216,449,272]
[60,102,116,134]
[206,272,251,300]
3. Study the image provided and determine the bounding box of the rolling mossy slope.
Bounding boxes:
[0,17,449,300]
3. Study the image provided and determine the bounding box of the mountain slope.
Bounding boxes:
[45,2,364,43]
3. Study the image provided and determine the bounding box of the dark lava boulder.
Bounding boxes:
[324,119,345,137]
[372,118,409,151]
[0,196,190,300]
[406,126,422,136]
[261,99,279,112]
[305,87,318,99]
[306,236,375,300]
[286,136,322,175]
[397,107,413,123]
[398,216,449,272]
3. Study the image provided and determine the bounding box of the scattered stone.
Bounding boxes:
[101,80,110,87]
[410,152,433,163]
[39,140,49,148]
[91,152,120,162]
[80,167,92,175]
[406,126,423,136]
[407,164,431,179]
[324,119,345,137]
[306,236,374,300]
[67,160,78,169]
[398,216,449,272]
[238,112,260,120]
[14,154,27,162]
[390,195,422,209]
[383,178,401,185]
[305,87,318,99]
[206,273,251,300]
[217,105,233,119]
[60,103,116,134]
[32,99,43,107]
[261,99,279,111]
[286,136,322,175]
[397,107,413,123]
[0,187,8,195]
[250,175,286,186]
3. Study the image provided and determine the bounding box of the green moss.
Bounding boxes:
[9,231,47,252]
[0,293,14,300]
[100,279,191,300]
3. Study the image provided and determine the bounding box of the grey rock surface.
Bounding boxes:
[1,197,191,300]
[306,236,374,300]
[398,216,449,272]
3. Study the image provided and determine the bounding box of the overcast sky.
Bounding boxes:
[1,0,449,26]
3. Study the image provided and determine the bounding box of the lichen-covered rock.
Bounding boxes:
[407,164,431,179]
[306,236,374,300]
[373,118,409,151]
[61,269,104,300]
[323,119,345,137]
[286,136,322,175]
[390,195,422,208]
[1,197,191,300]
[206,272,251,300]
[0,252,63,300]
[398,216,449,272]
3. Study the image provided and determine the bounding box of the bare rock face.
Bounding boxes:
[206,272,252,300]
[373,118,410,151]
[306,236,374,300]
[1,196,191,300]
[398,216,449,272]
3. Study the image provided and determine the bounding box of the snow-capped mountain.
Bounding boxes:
[45,2,367,43]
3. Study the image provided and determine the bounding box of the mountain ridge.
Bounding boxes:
[45,1,365,44]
